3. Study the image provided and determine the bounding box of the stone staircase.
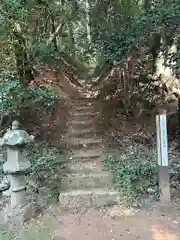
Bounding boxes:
[59,98,120,208]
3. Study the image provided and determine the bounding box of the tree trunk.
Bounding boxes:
[13,23,34,86]
[85,0,91,44]
[68,22,75,58]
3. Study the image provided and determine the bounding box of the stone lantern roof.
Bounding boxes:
[0,121,34,147]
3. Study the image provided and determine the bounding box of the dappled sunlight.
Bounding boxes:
[152,225,177,240]
[107,205,135,218]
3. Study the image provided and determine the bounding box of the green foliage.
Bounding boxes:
[0,224,15,240]
[0,0,179,106]
[0,75,57,112]
[170,157,180,190]
[102,150,158,202]
[30,43,59,63]
[102,149,180,203]
[0,0,179,73]
[26,143,66,201]
[0,0,27,23]
[26,84,57,108]
[0,75,20,110]
[93,1,180,70]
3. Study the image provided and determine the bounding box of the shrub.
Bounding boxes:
[102,149,158,202]
[102,149,180,203]
[26,142,66,201]
[0,75,57,120]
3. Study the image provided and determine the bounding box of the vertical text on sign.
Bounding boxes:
[156,112,168,166]
[160,113,168,166]
[156,115,161,165]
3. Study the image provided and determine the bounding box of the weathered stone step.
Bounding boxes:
[67,160,103,173]
[69,149,102,160]
[69,137,102,147]
[59,189,121,208]
[67,132,102,141]
[70,114,97,122]
[76,106,95,113]
[71,105,95,112]
[68,128,95,138]
[70,119,94,129]
[70,111,97,117]
[61,172,113,190]
[73,100,96,107]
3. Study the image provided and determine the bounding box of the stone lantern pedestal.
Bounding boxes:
[0,121,37,224]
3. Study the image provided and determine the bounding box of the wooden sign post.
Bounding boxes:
[156,111,170,204]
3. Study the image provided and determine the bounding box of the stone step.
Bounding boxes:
[70,104,95,112]
[69,119,94,129]
[69,137,102,148]
[73,100,96,107]
[69,112,98,121]
[69,129,95,138]
[61,172,113,190]
[70,111,97,117]
[76,106,95,113]
[67,160,103,173]
[70,114,97,122]
[59,189,121,208]
[68,149,102,160]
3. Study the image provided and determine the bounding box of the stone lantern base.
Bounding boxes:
[3,201,41,226]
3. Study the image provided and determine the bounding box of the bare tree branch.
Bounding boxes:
[47,21,65,45]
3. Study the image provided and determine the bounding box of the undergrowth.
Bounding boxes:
[102,149,180,204]
[26,142,66,201]
[0,224,15,240]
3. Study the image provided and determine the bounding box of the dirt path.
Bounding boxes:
[1,203,180,239]
[52,204,180,240]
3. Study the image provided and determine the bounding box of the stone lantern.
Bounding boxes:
[0,120,34,209]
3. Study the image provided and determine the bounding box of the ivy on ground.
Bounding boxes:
[102,149,180,203]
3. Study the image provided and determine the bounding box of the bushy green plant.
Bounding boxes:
[0,75,57,112]
[0,224,15,240]
[26,84,57,108]
[102,150,158,201]
[30,43,59,63]
[26,143,66,201]
[102,149,180,203]
[0,75,21,110]
[93,1,180,70]
[169,157,180,190]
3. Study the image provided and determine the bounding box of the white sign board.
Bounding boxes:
[156,112,168,166]
[156,115,161,165]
